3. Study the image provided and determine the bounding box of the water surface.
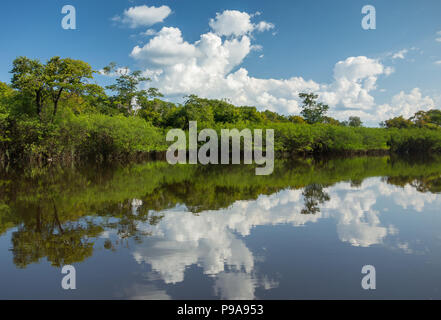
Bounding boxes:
[1,156,441,299]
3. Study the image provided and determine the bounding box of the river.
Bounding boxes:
[1,156,441,299]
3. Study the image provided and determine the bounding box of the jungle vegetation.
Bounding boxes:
[1,56,441,166]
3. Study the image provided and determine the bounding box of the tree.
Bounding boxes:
[170,95,214,128]
[10,56,95,120]
[288,115,306,124]
[298,93,329,124]
[382,116,413,129]
[103,63,162,114]
[138,98,176,127]
[0,81,14,117]
[0,82,14,148]
[347,116,362,127]
[239,106,264,123]
[10,57,46,118]
[323,116,342,126]
[263,110,286,123]
[410,110,441,128]
[213,101,241,124]
[45,57,94,119]
[427,110,441,126]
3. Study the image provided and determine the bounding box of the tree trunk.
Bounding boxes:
[53,202,64,234]
[52,88,64,120]
[36,90,42,119]
[36,206,42,233]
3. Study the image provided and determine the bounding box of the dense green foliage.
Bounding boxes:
[299,92,330,124]
[382,110,441,129]
[1,56,441,166]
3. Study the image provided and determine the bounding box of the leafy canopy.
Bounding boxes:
[299,92,329,124]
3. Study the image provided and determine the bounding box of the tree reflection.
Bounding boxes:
[2,155,441,268]
[10,199,165,268]
[11,204,103,268]
[301,184,330,215]
[99,200,164,243]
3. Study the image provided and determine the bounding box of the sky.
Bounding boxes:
[0,0,440,125]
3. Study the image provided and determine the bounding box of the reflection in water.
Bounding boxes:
[1,156,441,299]
[127,178,441,299]
[301,184,330,215]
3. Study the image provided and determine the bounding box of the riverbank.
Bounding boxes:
[2,114,441,168]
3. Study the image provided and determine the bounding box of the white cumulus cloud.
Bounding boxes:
[208,10,275,37]
[114,5,171,28]
[377,88,435,120]
[127,9,437,124]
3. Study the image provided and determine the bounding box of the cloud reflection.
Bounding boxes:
[130,177,441,298]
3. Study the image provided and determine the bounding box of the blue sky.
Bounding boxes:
[0,0,440,125]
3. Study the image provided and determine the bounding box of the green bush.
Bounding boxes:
[2,111,167,164]
[57,112,168,160]
[388,128,441,154]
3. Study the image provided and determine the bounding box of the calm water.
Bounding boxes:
[1,156,441,299]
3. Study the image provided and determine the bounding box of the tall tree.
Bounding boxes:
[410,110,441,128]
[298,93,329,124]
[10,56,94,120]
[347,116,363,127]
[10,57,46,118]
[45,57,94,119]
[103,63,162,114]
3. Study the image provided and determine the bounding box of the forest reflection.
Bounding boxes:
[1,155,441,269]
